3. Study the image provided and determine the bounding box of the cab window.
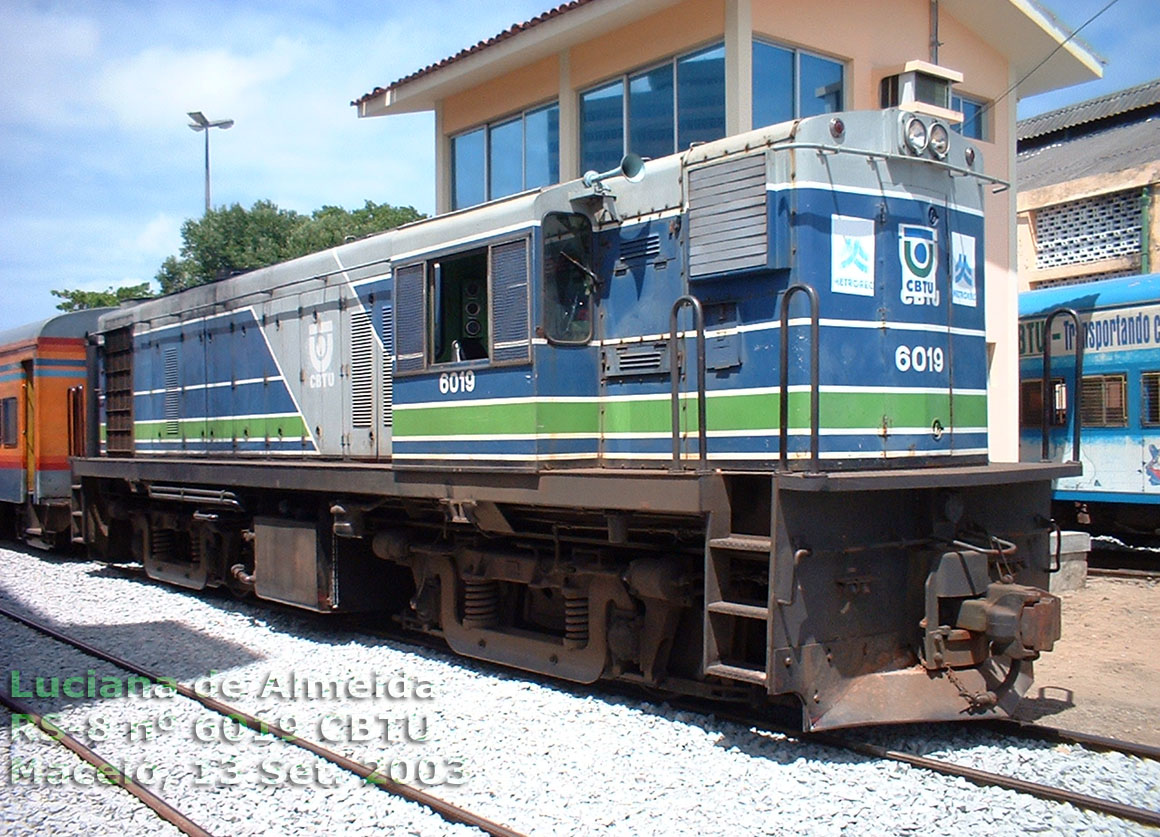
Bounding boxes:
[543,213,595,344]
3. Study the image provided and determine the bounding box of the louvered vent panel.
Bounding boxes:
[620,234,661,262]
[490,239,530,363]
[381,303,394,428]
[688,154,767,277]
[1035,191,1141,269]
[350,308,374,429]
[163,348,180,436]
[394,264,424,373]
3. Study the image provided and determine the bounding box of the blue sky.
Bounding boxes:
[0,0,1155,332]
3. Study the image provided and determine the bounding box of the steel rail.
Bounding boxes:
[0,604,525,837]
[978,718,1160,762]
[0,690,215,837]
[702,706,1160,829]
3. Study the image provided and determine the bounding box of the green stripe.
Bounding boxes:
[134,415,309,440]
[393,391,987,437]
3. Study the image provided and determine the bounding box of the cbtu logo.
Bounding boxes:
[899,224,940,307]
[307,320,335,388]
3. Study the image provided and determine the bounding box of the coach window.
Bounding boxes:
[1081,374,1128,426]
[0,397,16,446]
[1142,372,1160,425]
[430,249,490,363]
[1020,379,1067,427]
[543,213,595,344]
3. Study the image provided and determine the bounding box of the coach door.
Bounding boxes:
[22,361,34,496]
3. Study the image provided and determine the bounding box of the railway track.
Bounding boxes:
[0,603,524,837]
[696,705,1160,829]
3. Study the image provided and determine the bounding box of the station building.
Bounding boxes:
[353,0,1100,460]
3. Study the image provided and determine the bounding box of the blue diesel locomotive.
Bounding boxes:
[32,108,1074,730]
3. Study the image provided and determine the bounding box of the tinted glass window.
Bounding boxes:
[525,103,559,189]
[543,213,595,344]
[752,40,794,128]
[581,79,625,174]
[953,95,986,140]
[452,128,485,210]
[677,44,726,149]
[629,64,674,160]
[1,397,16,447]
[488,117,523,200]
[799,52,843,117]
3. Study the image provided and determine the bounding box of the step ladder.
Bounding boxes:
[70,483,86,545]
[704,534,773,687]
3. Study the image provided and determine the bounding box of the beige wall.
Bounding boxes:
[431,0,1022,459]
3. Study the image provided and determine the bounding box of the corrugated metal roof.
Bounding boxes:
[1017,77,1160,142]
[1016,116,1160,191]
[352,1,596,107]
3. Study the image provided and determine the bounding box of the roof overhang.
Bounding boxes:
[941,0,1103,97]
[356,0,1104,118]
[356,0,678,117]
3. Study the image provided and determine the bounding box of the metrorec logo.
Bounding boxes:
[899,224,939,307]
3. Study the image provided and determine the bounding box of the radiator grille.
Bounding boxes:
[103,326,134,456]
[350,308,373,429]
[163,348,179,436]
[381,303,394,428]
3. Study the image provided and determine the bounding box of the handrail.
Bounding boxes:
[779,284,820,472]
[669,295,708,473]
[1041,307,1083,463]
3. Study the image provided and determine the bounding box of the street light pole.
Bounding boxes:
[187,111,234,214]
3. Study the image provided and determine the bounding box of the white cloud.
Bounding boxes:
[96,38,302,134]
[131,212,183,259]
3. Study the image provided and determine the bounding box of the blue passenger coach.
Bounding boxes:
[1019,274,1160,533]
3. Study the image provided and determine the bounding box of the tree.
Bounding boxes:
[51,282,154,311]
[155,199,424,294]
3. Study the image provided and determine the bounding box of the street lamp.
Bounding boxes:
[187,111,234,214]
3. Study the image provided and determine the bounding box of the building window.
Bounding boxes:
[580,42,726,174]
[1020,378,1067,427]
[1143,372,1160,425]
[0,397,17,447]
[952,94,986,140]
[451,102,560,210]
[753,40,844,129]
[1081,374,1127,426]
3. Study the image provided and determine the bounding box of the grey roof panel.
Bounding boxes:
[1016,117,1160,192]
[1018,77,1160,141]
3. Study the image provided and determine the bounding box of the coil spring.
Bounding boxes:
[462,579,499,629]
[563,590,590,649]
[151,529,176,563]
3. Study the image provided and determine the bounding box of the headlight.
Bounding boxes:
[928,122,949,158]
[904,117,928,154]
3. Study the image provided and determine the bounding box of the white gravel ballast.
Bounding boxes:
[1,544,1157,837]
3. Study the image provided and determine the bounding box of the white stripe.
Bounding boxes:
[390,221,538,265]
[135,411,302,425]
[768,181,985,218]
[134,376,284,397]
[393,384,985,410]
[595,318,986,347]
[394,425,988,443]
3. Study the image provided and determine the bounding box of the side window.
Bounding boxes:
[1081,374,1127,426]
[543,213,595,344]
[0,397,16,446]
[430,249,489,363]
[1020,378,1067,427]
[1143,371,1160,426]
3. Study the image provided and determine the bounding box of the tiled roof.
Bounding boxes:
[352,1,596,107]
[1017,77,1160,142]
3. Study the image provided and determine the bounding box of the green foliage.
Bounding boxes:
[154,199,424,294]
[51,282,154,311]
